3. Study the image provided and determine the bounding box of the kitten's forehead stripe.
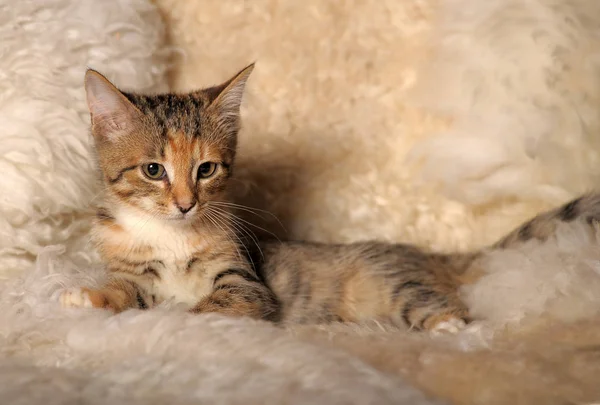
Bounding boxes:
[123,92,205,136]
[168,135,179,153]
[163,130,198,206]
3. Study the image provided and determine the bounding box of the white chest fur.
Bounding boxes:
[114,205,204,261]
[111,206,215,306]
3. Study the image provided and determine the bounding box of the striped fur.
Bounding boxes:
[60,64,279,322]
[252,241,476,330]
[492,194,600,248]
[250,194,600,330]
[62,63,600,332]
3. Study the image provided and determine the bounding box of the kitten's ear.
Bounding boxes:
[205,63,254,122]
[84,69,142,140]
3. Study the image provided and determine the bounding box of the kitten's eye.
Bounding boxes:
[197,162,217,179]
[142,163,166,180]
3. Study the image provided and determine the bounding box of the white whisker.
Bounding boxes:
[210,200,287,234]
[206,206,264,262]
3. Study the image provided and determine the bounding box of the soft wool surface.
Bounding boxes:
[2,0,600,404]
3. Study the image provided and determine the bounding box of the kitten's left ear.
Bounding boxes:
[84,69,143,141]
[205,63,254,123]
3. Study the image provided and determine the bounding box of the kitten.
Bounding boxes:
[60,64,599,333]
[60,64,280,321]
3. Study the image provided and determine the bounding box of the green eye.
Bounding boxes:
[197,162,217,179]
[142,163,166,180]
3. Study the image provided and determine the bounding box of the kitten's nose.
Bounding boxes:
[176,201,196,214]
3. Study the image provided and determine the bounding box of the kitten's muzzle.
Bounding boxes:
[176,201,196,214]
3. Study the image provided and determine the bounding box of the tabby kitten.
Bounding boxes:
[61,64,279,321]
[61,64,599,333]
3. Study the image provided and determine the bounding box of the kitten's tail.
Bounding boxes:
[491,193,600,250]
[454,193,600,285]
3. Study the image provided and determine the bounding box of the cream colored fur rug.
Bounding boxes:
[2,0,600,404]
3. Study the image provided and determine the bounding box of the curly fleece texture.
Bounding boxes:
[1,0,600,404]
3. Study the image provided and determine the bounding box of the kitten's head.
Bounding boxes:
[84,64,253,223]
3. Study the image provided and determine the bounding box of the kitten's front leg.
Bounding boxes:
[60,278,145,313]
[190,268,280,322]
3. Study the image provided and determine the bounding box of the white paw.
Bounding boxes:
[59,288,94,309]
[430,318,467,336]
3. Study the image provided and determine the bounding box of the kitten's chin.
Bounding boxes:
[164,216,194,225]
[162,212,204,227]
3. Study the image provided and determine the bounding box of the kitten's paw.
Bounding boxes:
[59,288,95,309]
[429,317,467,336]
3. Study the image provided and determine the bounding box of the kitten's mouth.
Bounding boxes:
[166,214,192,222]
[158,204,206,224]
[164,205,206,223]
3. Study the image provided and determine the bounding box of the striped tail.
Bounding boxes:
[492,193,600,249]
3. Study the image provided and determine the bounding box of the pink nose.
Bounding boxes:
[176,201,196,214]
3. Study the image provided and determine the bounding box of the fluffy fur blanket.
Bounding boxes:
[2,0,600,404]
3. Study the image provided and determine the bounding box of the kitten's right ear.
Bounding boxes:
[84,69,141,140]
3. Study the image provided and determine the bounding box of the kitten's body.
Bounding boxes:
[254,241,475,329]
[62,64,600,333]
